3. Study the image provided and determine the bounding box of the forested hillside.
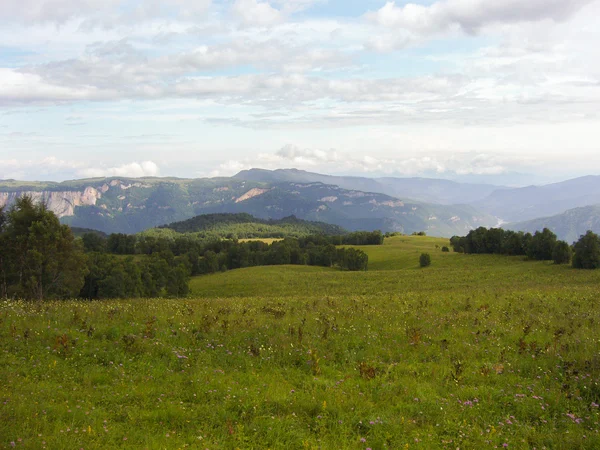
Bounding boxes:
[159,213,346,238]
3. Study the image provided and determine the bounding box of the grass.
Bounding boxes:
[2,236,600,449]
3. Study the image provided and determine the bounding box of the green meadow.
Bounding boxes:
[2,236,600,449]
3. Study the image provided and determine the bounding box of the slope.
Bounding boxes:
[507,204,600,243]
[158,213,347,237]
[234,168,506,204]
[474,175,600,222]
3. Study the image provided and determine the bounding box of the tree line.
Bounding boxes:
[450,227,600,268]
[0,198,375,301]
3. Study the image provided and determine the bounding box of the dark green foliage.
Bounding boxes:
[419,253,431,267]
[572,231,600,269]
[338,248,369,271]
[81,232,107,253]
[165,264,191,297]
[412,231,427,236]
[107,233,136,254]
[161,213,346,237]
[70,227,107,238]
[552,241,572,265]
[298,230,383,247]
[451,227,535,258]
[441,246,450,252]
[0,197,87,300]
[527,228,557,261]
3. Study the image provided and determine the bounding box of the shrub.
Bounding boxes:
[552,241,572,265]
[572,231,600,269]
[441,246,450,252]
[419,253,431,267]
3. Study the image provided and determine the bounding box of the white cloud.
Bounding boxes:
[206,145,527,178]
[276,144,340,164]
[0,0,120,24]
[0,0,212,26]
[231,0,282,27]
[368,0,594,34]
[0,157,161,181]
[0,156,86,180]
[79,161,160,178]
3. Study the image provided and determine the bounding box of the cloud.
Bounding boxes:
[0,0,212,26]
[231,0,282,27]
[0,0,120,24]
[276,144,340,164]
[368,0,594,34]
[206,145,524,178]
[0,157,161,181]
[79,161,160,178]
[0,156,86,180]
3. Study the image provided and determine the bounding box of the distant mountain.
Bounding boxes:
[234,168,506,205]
[159,213,346,237]
[474,176,600,223]
[0,176,497,236]
[507,205,600,244]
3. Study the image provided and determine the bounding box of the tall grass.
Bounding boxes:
[1,236,600,449]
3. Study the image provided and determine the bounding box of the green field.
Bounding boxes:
[2,236,600,449]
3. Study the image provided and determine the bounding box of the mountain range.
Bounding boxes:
[2,169,600,239]
[507,205,600,244]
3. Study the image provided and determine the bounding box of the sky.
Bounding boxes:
[0,0,599,185]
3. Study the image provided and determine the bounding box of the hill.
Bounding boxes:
[0,176,497,236]
[474,175,600,222]
[158,213,346,238]
[235,168,506,204]
[507,204,600,243]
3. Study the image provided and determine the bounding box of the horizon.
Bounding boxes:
[1,0,600,183]
[1,166,599,188]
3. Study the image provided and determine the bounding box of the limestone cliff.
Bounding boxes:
[0,187,102,218]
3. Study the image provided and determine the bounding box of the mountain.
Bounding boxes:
[234,168,506,205]
[159,213,346,237]
[507,205,600,244]
[0,176,497,236]
[473,175,600,223]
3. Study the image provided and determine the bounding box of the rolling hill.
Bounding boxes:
[157,213,346,238]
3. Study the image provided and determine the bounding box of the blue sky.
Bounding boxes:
[0,0,599,184]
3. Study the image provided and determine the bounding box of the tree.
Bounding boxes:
[572,231,600,269]
[0,196,87,300]
[165,264,191,297]
[419,253,431,268]
[527,228,557,261]
[81,232,107,253]
[552,241,572,265]
[338,248,368,271]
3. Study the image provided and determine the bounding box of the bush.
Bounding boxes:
[419,253,431,267]
[572,231,600,269]
[441,246,450,252]
[552,241,572,265]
